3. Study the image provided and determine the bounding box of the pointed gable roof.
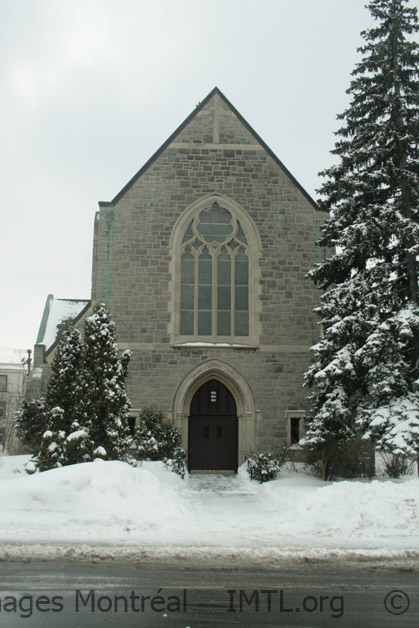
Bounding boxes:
[36,294,91,355]
[99,87,318,210]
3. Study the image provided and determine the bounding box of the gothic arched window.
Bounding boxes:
[179,201,252,339]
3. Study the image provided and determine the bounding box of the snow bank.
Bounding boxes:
[0,455,33,479]
[259,473,419,542]
[0,459,185,545]
[0,457,418,564]
[0,459,183,516]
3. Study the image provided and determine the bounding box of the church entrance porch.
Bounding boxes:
[188,379,238,473]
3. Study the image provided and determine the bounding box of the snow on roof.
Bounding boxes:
[36,295,90,351]
[0,362,26,372]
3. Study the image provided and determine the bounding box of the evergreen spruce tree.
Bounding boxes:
[15,397,46,453]
[64,421,92,465]
[35,319,91,470]
[134,406,183,460]
[304,0,419,473]
[45,319,83,435]
[37,407,66,471]
[74,304,133,460]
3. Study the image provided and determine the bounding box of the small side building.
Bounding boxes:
[0,361,27,454]
[29,295,91,399]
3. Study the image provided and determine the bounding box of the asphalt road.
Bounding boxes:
[0,560,418,628]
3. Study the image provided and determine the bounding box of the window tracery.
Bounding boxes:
[180,201,249,338]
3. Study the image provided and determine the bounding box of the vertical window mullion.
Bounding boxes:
[213,248,217,337]
[231,250,236,337]
[193,251,199,336]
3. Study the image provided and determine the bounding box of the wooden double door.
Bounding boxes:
[188,379,238,472]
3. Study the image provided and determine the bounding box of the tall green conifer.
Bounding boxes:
[304,0,419,469]
[36,320,86,470]
[45,320,82,434]
[75,304,132,460]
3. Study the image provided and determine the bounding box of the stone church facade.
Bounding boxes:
[33,87,326,472]
[89,87,325,471]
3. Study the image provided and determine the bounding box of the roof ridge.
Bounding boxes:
[99,87,318,210]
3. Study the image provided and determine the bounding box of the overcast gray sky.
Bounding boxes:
[1,0,418,361]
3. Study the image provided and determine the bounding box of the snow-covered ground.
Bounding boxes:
[0,455,418,566]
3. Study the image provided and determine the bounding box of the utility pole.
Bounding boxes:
[25,349,32,375]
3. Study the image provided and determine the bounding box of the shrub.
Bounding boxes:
[246,448,288,483]
[382,453,413,478]
[134,406,186,477]
[163,447,187,479]
[303,436,375,481]
[15,398,46,453]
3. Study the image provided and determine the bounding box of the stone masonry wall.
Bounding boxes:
[92,91,325,454]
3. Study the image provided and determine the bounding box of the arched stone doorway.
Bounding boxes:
[188,379,238,472]
[169,359,259,471]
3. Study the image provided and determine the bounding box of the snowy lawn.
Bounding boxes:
[0,455,418,564]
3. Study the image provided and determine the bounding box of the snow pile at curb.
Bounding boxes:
[0,455,34,479]
[0,459,185,544]
[0,456,418,564]
[260,474,419,541]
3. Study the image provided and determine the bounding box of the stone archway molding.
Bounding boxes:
[169,358,259,467]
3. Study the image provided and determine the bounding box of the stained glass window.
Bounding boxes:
[180,249,194,335]
[179,202,249,338]
[234,249,249,335]
[198,248,212,335]
[217,248,231,336]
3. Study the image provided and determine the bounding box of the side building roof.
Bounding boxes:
[36,294,91,356]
